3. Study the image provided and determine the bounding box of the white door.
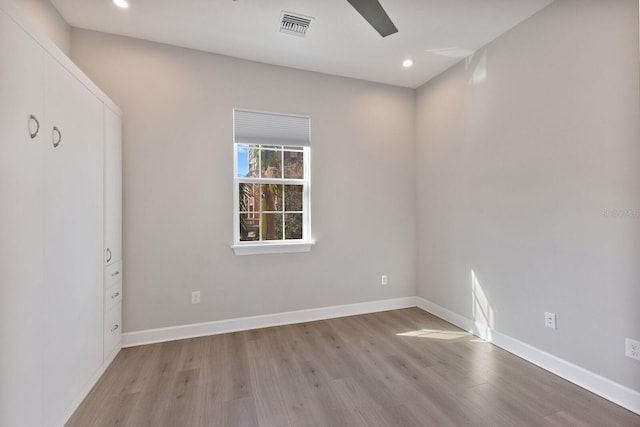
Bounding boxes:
[0,11,46,427]
[41,53,104,424]
[104,105,122,265]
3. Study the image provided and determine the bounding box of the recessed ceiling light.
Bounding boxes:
[113,0,129,9]
[402,59,414,68]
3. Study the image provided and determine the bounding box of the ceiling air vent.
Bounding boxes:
[280,12,312,37]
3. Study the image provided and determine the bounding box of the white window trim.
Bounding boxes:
[232,144,313,256]
[231,241,314,256]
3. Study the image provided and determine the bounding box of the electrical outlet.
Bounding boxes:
[544,312,556,329]
[381,275,388,286]
[191,291,201,304]
[626,338,640,361]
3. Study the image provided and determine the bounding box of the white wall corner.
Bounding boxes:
[415,297,640,416]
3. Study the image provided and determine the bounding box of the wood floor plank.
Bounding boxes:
[244,330,291,427]
[160,368,205,427]
[204,397,259,427]
[66,308,640,427]
[285,386,367,427]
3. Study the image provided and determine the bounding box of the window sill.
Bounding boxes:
[231,241,314,256]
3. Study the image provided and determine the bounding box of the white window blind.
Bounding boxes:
[234,109,311,147]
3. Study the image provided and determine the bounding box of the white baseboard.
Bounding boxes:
[415,297,640,416]
[122,296,418,348]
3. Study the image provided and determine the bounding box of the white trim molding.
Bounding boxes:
[416,297,640,416]
[122,296,417,347]
[232,241,314,256]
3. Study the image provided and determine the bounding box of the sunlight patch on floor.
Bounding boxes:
[396,329,470,341]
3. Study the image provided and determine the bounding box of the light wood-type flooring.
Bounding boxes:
[67,308,640,426]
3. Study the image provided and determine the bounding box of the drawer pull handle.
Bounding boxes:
[111,292,120,299]
[112,271,120,277]
[111,324,119,332]
[29,114,40,139]
[52,126,61,148]
[106,248,112,263]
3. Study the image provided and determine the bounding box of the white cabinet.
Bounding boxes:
[105,303,123,363]
[104,106,123,365]
[105,106,122,266]
[41,53,105,425]
[0,3,122,426]
[104,260,123,365]
[0,9,46,427]
[106,270,123,311]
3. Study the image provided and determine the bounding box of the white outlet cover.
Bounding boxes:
[191,291,201,304]
[544,312,556,329]
[625,338,640,361]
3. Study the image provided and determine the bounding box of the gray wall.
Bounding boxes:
[14,0,70,55]
[415,0,640,392]
[70,29,417,332]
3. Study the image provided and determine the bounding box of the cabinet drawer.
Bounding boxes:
[105,260,122,287]
[105,280,122,311]
[104,304,121,356]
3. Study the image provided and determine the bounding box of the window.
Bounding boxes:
[232,109,312,255]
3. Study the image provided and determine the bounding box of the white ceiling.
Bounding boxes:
[51,0,554,88]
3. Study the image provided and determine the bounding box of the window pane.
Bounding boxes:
[284,150,304,179]
[239,145,260,178]
[238,183,259,214]
[239,214,260,241]
[261,147,282,178]
[284,185,303,212]
[285,213,303,240]
[237,144,249,177]
[261,213,283,240]
[261,184,282,211]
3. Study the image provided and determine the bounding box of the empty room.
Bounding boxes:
[1,0,639,425]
